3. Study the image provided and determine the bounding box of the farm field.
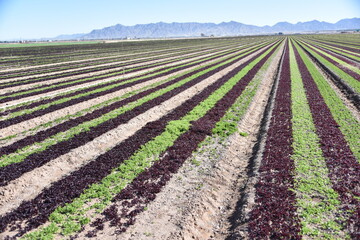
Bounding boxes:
[0,34,359,240]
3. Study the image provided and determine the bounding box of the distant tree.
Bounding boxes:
[200,33,206,37]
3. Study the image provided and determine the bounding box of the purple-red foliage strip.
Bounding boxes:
[248,42,302,240]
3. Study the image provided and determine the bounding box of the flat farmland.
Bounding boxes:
[0,35,359,240]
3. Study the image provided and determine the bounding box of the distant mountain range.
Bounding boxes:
[55,18,360,40]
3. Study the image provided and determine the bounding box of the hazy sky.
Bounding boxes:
[0,0,359,40]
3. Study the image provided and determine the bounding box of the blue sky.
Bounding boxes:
[0,0,359,40]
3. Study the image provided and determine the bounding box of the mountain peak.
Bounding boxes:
[273,21,291,25]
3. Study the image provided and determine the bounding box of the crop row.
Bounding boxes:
[308,39,360,62]
[248,40,301,239]
[0,43,244,109]
[0,47,224,119]
[0,37,236,59]
[0,39,206,65]
[293,41,359,165]
[0,46,190,79]
[0,51,218,102]
[309,38,360,53]
[0,42,272,153]
[302,34,360,49]
[0,47,200,85]
[1,39,263,79]
[289,41,346,238]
